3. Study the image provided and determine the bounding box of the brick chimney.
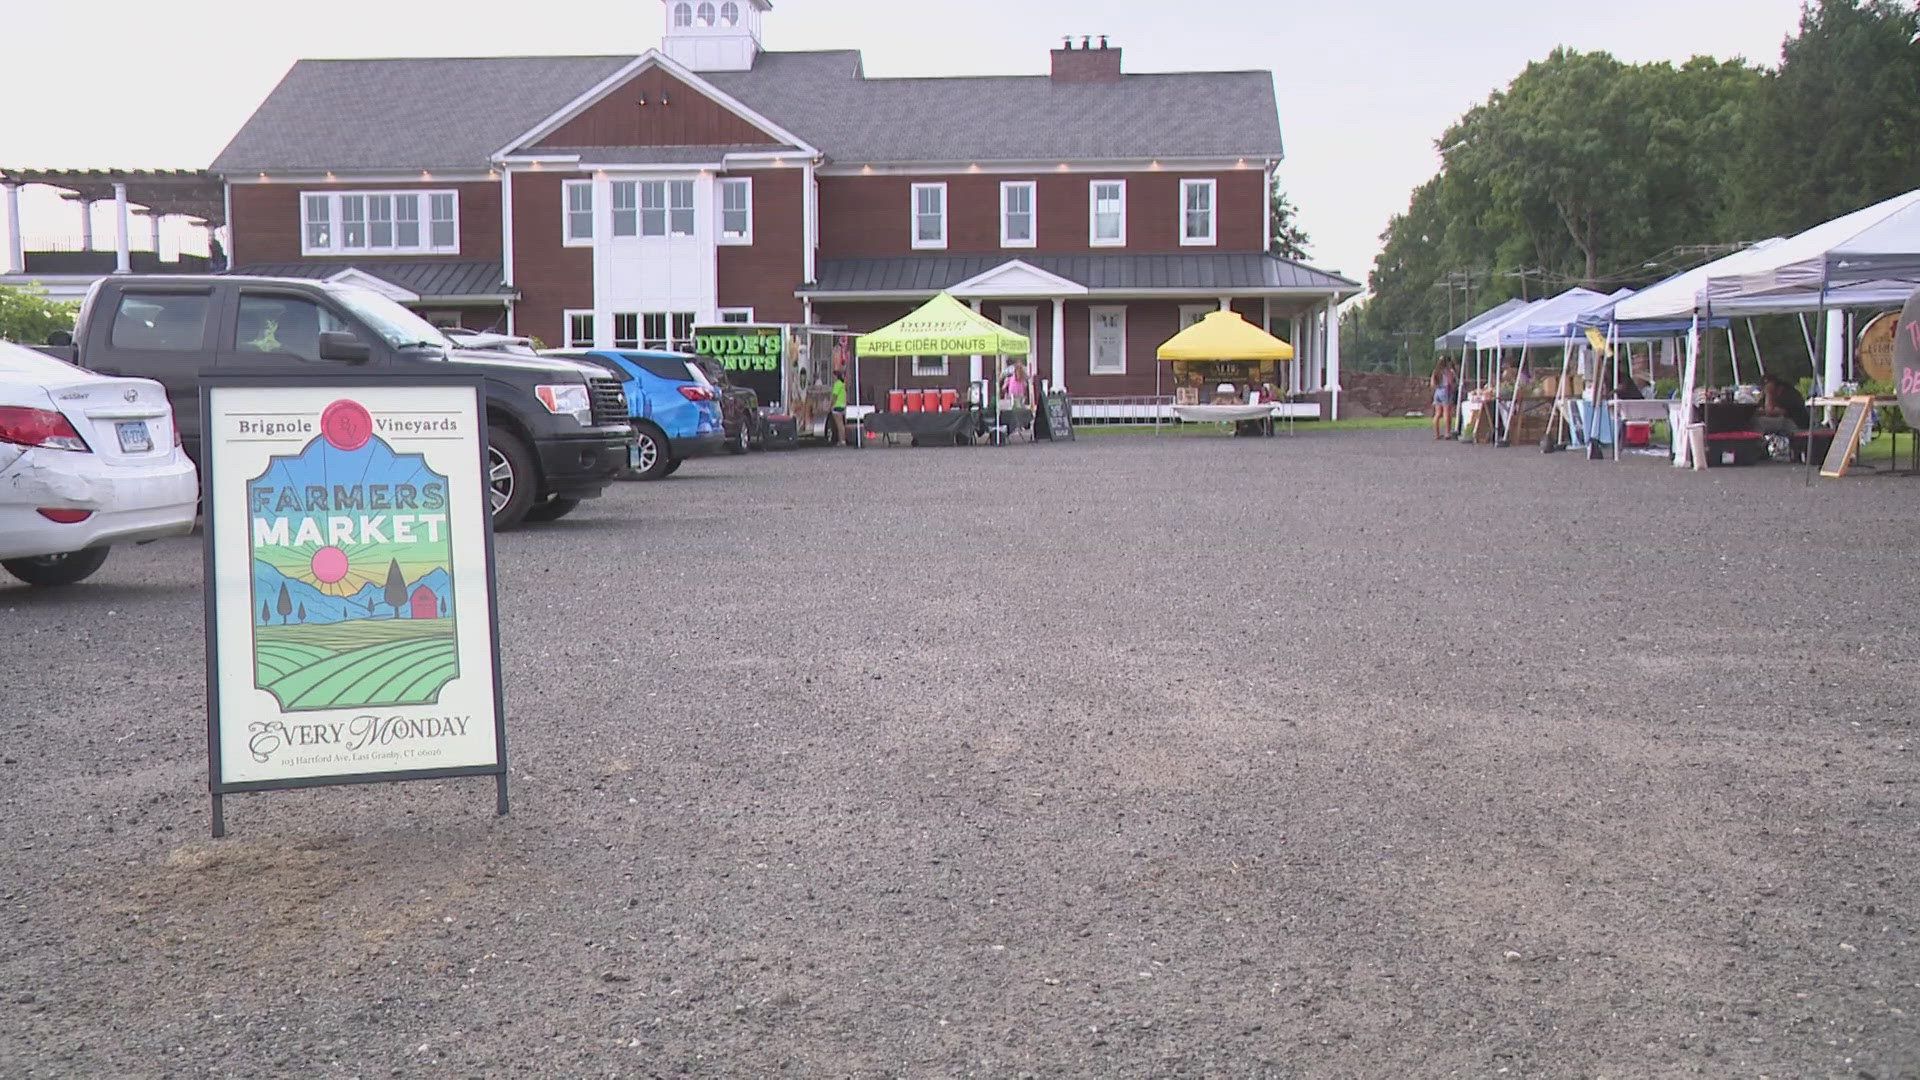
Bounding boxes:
[1050,35,1121,83]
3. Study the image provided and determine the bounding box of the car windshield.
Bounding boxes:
[324,285,452,351]
[0,339,86,379]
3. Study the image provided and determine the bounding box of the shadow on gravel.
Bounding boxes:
[0,581,200,605]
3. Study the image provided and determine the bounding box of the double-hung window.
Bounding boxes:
[1000,181,1035,248]
[718,178,751,243]
[671,312,696,351]
[611,182,638,237]
[564,180,594,244]
[1180,178,1216,246]
[668,180,695,236]
[613,312,640,349]
[302,190,460,255]
[1089,181,1125,247]
[635,180,695,237]
[911,182,947,249]
[642,313,669,351]
[566,311,595,349]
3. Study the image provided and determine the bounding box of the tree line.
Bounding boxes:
[1346,0,1920,378]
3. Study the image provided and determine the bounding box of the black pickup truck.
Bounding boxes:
[48,276,631,528]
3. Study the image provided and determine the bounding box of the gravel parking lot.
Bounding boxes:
[3,428,1918,1077]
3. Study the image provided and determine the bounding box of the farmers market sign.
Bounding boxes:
[200,377,507,836]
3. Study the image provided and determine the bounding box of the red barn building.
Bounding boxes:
[207,1,1359,409]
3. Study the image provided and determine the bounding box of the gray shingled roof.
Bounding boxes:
[539,144,801,163]
[230,260,512,298]
[707,52,1283,164]
[211,56,635,172]
[804,254,1357,295]
[211,50,1283,172]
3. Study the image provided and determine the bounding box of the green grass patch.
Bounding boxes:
[1074,415,1433,437]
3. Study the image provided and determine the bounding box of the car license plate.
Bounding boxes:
[116,420,152,453]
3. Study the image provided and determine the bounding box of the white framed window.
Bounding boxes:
[719,307,754,323]
[1089,305,1126,375]
[611,181,638,237]
[642,313,669,350]
[696,1,715,25]
[999,306,1037,354]
[1000,181,1035,248]
[719,1,740,24]
[671,312,696,350]
[1180,178,1216,246]
[672,2,692,27]
[565,311,596,349]
[301,190,459,256]
[911,182,947,249]
[912,356,949,377]
[1178,304,1214,330]
[1089,180,1126,247]
[634,180,696,238]
[669,180,695,237]
[563,180,594,245]
[612,312,640,349]
[718,178,752,243]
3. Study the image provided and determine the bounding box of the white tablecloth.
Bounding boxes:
[1171,404,1278,423]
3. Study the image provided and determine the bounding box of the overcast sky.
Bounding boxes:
[6,0,1808,278]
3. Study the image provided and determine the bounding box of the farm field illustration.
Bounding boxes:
[247,404,460,712]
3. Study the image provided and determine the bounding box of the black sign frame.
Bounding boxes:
[199,374,509,837]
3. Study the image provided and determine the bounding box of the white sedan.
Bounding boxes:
[0,339,198,586]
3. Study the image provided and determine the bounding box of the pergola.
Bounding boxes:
[0,167,226,274]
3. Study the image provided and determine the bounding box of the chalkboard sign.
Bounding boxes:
[1040,392,1074,442]
[1821,396,1873,477]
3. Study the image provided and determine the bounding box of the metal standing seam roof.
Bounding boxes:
[229,260,513,298]
[803,254,1358,295]
[211,50,1285,172]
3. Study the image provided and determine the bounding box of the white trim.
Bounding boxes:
[718,307,755,323]
[1088,305,1127,375]
[815,157,1263,176]
[1179,178,1216,247]
[299,189,460,256]
[1088,180,1126,248]
[1262,162,1274,256]
[947,258,1087,298]
[489,50,819,162]
[999,180,1036,249]
[563,309,597,348]
[500,169,515,287]
[910,182,947,250]
[562,179,593,246]
[323,267,420,303]
[717,176,752,244]
[802,159,817,286]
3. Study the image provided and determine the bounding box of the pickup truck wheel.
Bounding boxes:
[523,495,581,523]
[486,427,537,530]
[2,547,112,587]
[630,423,671,480]
[727,425,749,454]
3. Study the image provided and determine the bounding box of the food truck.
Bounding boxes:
[692,324,854,447]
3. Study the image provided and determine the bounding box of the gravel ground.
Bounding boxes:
[2,428,1918,1078]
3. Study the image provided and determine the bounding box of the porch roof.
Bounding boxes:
[801,253,1360,299]
[230,259,513,301]
[0,167,226,226]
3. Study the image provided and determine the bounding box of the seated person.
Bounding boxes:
[1212,382,1239,405]
[1756,373,1810,435]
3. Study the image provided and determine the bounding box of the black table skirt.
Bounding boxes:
[866,409,977,438]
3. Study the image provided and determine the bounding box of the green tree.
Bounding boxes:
[1269,185,1312,261]
[0,284,78,345]
[383,559,407,618]
[1735,0,1920,234]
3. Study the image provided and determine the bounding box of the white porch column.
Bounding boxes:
[968,298,985,384]
[145,211,162,257]
[3,184,21,274]
[499,168,515,334]
[1324,296,1343,420]
[1823,307,1845,396]
[1051,296,1066,392]
[1218,295,1231,311]
[1289,314,1302,392]
[78,199,94,251]
[113,183,130,274]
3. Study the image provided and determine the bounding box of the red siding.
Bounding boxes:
[817,169,1266,258]
[509,170,593,348]
[715,167,805,323]
[533,68,781,149]
[230,180,501,266]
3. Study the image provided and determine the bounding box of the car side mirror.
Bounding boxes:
[317,330,371,363]
[45,329,72,347]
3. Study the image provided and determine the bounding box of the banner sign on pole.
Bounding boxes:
[200,377,507,836]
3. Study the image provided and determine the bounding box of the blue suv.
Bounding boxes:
[550,350,724,479]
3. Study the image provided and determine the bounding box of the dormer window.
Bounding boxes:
[720,1,739,24]
[672,2,691,26]
[696,1,715,25]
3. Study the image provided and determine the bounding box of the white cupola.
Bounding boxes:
[662,0,768,72]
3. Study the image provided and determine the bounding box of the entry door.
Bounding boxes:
[999,307,1038,392]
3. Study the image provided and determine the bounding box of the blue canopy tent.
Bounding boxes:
[1434,298,1528,352]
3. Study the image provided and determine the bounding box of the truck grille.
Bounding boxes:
[589,378,629,425]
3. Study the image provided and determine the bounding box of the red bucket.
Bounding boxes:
[888,389,904,412]
[904,390,923,412]
[940,388,958,411]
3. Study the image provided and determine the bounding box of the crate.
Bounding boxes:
[1705,430,1766,467]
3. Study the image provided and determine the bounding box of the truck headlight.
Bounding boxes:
[535,384,592,426]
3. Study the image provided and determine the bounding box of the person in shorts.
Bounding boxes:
[1431,358,1458,439]
[829,369,849,446]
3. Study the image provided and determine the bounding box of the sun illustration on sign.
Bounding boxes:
[246,399,460,712]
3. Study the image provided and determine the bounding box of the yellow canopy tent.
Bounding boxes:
[1155,309,1294,361]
